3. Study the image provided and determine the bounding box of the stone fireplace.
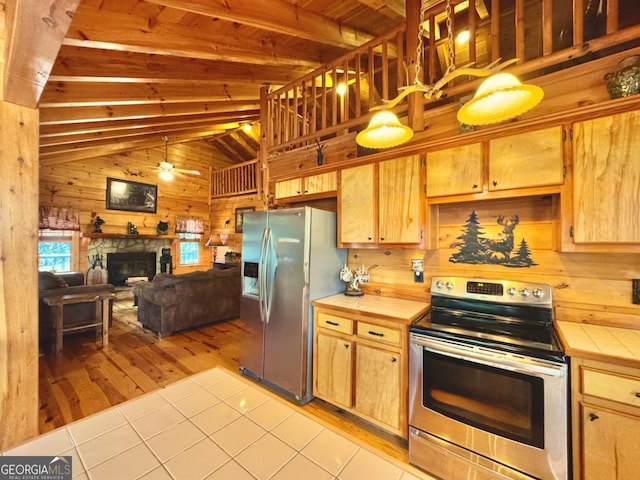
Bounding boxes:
[88,237,172,286]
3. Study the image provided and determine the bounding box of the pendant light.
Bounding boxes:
[356,0,543,148]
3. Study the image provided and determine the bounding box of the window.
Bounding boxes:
[179,233,200,265]
[38,231,73,272]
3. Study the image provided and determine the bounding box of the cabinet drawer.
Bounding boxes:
[583,368,640,408]
[357,322,401,346]
[317,312,353,334]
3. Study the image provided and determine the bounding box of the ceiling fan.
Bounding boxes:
[157,136,202,180]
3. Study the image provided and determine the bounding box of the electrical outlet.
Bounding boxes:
[414,271,424,283]
[633,279,640,305]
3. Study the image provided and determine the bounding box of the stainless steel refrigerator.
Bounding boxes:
[239,206,346,404]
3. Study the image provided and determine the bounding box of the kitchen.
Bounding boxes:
[3,1,640,479]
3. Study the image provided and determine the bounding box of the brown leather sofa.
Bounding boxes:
[132,267,241,338]
[38,271,115,351]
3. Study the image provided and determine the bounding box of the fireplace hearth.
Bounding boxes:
[107,252,156,286]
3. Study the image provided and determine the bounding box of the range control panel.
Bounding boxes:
[431,276,552,307]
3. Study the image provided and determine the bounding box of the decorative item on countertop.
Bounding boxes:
[225,251,242,265]
[157,220,169,235]
[92,216,105,233]
[605,55,640,99]
[127,222,139,235]
[340,264,370,297]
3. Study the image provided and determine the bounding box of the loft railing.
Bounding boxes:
[264,0,640,154]
[210,159,258,198]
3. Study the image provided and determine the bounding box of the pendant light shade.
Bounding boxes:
[356,111,414,149]
[457,73,544,126]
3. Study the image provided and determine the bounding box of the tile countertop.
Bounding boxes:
[555,321,640,368]
[311,294,430,324]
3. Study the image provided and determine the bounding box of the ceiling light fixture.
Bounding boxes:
[356,0,543,149]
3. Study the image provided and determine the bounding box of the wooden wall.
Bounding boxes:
[39,140,231,274]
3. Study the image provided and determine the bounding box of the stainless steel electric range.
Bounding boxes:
[409,276,569,480]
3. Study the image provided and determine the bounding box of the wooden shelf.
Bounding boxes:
[83,233,178,239]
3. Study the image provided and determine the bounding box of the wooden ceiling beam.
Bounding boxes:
[39,100,260,125]
[64,4,322,68]
[49,46,309,84]
[39,128,222,165]
[356,0,406,20]
[40,81,261,107]
[3,0,80,107]
[142,0,374,49]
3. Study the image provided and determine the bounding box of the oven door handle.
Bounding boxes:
[411,335,567,377]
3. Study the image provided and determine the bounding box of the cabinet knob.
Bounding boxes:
[343,343,349,349]
[472,184,478,189]
[492,180,498,187]
[635,392,640,398]
[391,357,397,363]
[379,237,384,241]
[589,412,599,422]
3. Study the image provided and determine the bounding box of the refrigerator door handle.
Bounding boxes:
[264,227,274,323]
[258,227,269,324]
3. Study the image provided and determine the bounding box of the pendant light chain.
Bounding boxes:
[413,0,455,86]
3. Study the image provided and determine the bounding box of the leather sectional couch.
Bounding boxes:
[133,267,241,338]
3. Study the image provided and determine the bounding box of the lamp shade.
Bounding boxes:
[457,73,544,126]
[205,233,223,246]
[356,111,414,149]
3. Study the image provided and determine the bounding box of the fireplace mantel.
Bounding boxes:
[83,233,178,240]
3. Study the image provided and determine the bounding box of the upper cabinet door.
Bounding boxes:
[339,163,376,244]
[426,143,483,197]
[489,126,564,191]
[378,155,422,244]
[573,111,640,244]
[274,178,302,199]
[305,172,337,195]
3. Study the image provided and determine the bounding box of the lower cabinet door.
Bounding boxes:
[354,343,400,429]
[315,332,353,408]
[582,403,640,480]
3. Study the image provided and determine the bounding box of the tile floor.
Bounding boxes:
[3,367,434,480]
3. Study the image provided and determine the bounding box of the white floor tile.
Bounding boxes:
[301,429,359,475]
[205,459,256,480]
[209,416,267,456]
[118,392,169,422]
[159,377,205,403]
[130,403,185,440]
[224,386,270,414]
[245,398,294,430]
[67,408,127,445]
[145,420,207,462]
[234,433,296,480]
[271,453,334,480]
[163,438,231,480]
[4,427,74,455]
[173,388,221,417]
[207,376,249,399]
[337,448,403,480]
[191,368,235,388]
[61,447,86,479]
[271,412,324,451]
[76,423,142,469]
[86,442,159,480]
[190,401,241,435]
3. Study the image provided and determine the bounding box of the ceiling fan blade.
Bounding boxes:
[174,168,201,176]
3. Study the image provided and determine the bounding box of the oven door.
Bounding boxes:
[409,333,569,480]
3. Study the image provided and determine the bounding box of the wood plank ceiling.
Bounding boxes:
[35,0,407,166]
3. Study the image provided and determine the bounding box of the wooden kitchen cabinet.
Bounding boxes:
[426,143,483,197]
[313,302,415,437]
[571,110,640,244]
[339,155,423,247]
[571,357,640,480]
[488,126,564,191]
[315,331,353,408]
[274,171,337,200]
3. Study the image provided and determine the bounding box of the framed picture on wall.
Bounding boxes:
[106,178,158,213]
[235,206,255,233]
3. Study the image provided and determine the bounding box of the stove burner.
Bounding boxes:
[412,276,565,361]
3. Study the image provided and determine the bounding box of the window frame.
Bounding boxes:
[178,233,201,266]
[38,230,79,272]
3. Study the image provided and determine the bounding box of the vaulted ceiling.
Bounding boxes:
[26,0,407,167]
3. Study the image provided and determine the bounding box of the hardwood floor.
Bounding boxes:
[38,299,409,463]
